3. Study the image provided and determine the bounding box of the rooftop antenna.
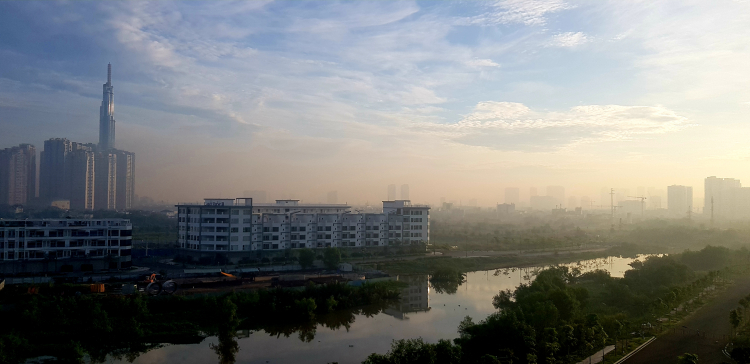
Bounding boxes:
[610,188,615,220]
[107,63,112,84]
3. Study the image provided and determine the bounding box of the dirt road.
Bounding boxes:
[623,276,750,364]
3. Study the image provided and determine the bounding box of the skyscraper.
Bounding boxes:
[0,144,36,206]
[99,63,115,151]
[387,184,396,200]
[547,186,565,207]
[667,185,693,217]
[400,184,409,200]
[704,176,741,218]
[504,187,520,205]
[39,138,72,203]
[66,143,96,210]
[115,150,135,210]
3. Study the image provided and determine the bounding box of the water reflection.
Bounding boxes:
[110,255,650,364]
[384,275,431,319]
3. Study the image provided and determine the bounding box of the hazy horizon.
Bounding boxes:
[2,1,750,207]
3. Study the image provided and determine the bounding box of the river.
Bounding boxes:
[109,255,647,364]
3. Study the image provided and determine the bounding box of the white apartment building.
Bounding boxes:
[176,198,430,252]
[0,218,133,269]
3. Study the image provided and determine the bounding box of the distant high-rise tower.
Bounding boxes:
[667,185,693,217]
[547,186,565,207]
[99,63,116,151]
[387,184,396,200]
[0,144,37,206]
[505,187,520,205]
[400,184,409,200]
[327,191,338,204]
[40,138,72,203]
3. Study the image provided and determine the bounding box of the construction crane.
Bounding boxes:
[628,196,647,218]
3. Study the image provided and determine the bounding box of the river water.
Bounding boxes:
[110,255,646,364]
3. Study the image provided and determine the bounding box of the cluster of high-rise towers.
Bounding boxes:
[0,64,135,210]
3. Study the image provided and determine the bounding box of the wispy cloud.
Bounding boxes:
[548,32,589,47]
[411,101,690,152]
[461,0,573,26]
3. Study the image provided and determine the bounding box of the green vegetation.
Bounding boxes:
[298,248,316,269]
[0,281,405,364]
[728,291,750,362]
[323,247,342,270]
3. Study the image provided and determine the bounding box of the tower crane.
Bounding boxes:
[628,196,647,218]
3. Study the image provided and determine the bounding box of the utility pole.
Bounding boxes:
[610,189,615,231]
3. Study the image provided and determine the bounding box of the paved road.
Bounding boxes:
[623,277,750,364]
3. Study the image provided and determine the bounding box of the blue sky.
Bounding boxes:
[1,1,749,206]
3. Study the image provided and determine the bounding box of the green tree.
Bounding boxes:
[298,248,316,269]
[323,248,341,270]
[731,309,743,334]
[677,353,698,364]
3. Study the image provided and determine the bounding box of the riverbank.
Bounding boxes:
[369,247,619,275]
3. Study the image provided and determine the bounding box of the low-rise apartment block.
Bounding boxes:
[0,218,133,273]
[176,198,429,252]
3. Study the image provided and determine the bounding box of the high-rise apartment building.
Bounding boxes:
[99,63,116,151]
[387,184,397,200]
[401,184,410,200]
[66,145,96,210]
[704,176,741,219]
[39,138,72,203]
[94,151,117,210]
[667,185,693,217]
[547,186,565,207]
[0,144,36,206]
[505,187,520,205]
[114,150,135,210]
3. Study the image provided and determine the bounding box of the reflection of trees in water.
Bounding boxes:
[209,298,240,364]
[244,301,391,344]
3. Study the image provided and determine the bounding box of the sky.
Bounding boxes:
[1,0,749,208]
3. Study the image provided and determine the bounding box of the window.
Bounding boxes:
[263,227,270,232]
[272,227,279,232]
[230,228,238,233]
[292,234,298,240]
[350,226,356,230]
[231,219,238,224]
[231,210,239,215]
[243,236,251,241]
[263,235,271,240]
[272,235,279,241]
[300,227,306,232]
[243,218,251,223]
[291,226,298,231]
[317,226,323,231]
[243,227,251,232]
[317,234,323,239]
[242,209,252,215]
[325,226,331,231]
[325,234,331,239]
[272,244,279,249]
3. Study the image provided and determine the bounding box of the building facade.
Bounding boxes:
[39,138,72,203]
[667,185,693,217]
[0,218,132,272]
[177,198,430,253]
[0,144,36,206]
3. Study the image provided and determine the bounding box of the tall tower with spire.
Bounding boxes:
[99,63,115,151]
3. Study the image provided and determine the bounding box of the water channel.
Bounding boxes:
[110,255,648,364]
